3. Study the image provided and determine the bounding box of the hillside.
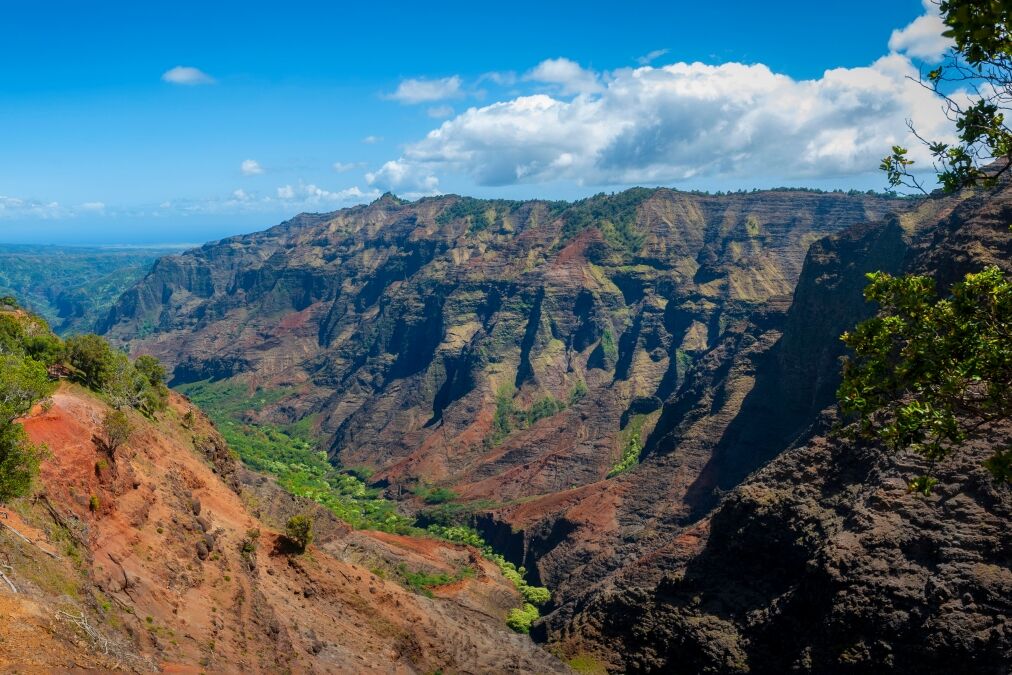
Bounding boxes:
[0,308,564,672]
[96,184,1012,671]
[532,179,1012,672]
[100,189,901,504]
[0,244,178,335]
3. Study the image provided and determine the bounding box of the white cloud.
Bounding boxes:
[889,0,953,61]
[232,189,251,201]
[332,161,359,172]
[386,76,462,104]
[161,66,216,86]
[362,135,383,144]
[276,182,378,206]
[381,54,957,188]
[365,160,439,193]
[525,58,602,95]
[427,105,454,119]
[80,201,105,211]
[479,71,518,87]
[240,159,264,175]
[637,48,669,65]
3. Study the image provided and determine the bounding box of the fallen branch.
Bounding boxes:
[0,567,17,594]
[0,521,62,560]
[57,610,111,655]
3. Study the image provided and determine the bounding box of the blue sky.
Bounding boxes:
[0,1,951,244]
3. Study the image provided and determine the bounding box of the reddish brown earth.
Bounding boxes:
[0,385,566,673]
[95,183,1012,672]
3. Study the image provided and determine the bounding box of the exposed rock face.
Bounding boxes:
[101,189,898,508]
[535,184,1012,673]
[100,183,1012,672]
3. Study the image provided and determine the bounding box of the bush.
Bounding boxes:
[0,425,46,501]
[521,584,551,606]
[65,333,116,390]
[101,410,133,456]
[285,514,313,552]
[506,603,540,633]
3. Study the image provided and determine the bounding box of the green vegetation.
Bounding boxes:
[0,244,175,335]
[284,514,314,552]
[179,378,416,532]
[426,523,551,623]
[413,484,458,504]
[487,383,566,447]
[0,313,58,500]
[64,333,169,415]
[558,189,653,254]
[568,379,588,405]
[0,304,170,501]
[100,409,133,456]
[608,416,646,478]
[506,603,540,633]
[839,266,1012,493]
[396,562,474,597]
[178,375,551,628]
[882,1,1012,192]
[435,196,522,231]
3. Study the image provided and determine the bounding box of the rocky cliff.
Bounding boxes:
[533,183,1012,673]
[101,189,898,507]
[99,184,1011,672]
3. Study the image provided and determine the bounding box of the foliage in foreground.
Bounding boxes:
[838,266,1012,493]
[882,0,1012,192]
[0,306,169,501]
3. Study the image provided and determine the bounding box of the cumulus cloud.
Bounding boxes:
[525,58,602,95]
[386,76,462,103]
[889,0,953,61]
[161,66,216,85]
[362,135,383,144]
[332,161,360,172]
[377,53,957,188]
[365,160,439,193]
[80,201,105,211]
[276,182,378,206]
[240,159,264,175]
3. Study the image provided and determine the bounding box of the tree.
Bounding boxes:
[0,354,53,425]
[0,353,53,501]
[134,355,166,387]
[285,514,313,553]
[101,409,133,457]
[838,266,1012,493]
[65,334,116,390]
[883,1,1012,192]
[0,424,45,501]
[104,353,148,410]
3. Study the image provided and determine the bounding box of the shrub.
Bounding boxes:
[101,410,133,457]
[89,494,100,512]
[65,333,116,390]
[506,603,540,633]
[0,425,46,501]
[285,514,313,552]
[839,266,1012,492]
[521,584,551,606]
